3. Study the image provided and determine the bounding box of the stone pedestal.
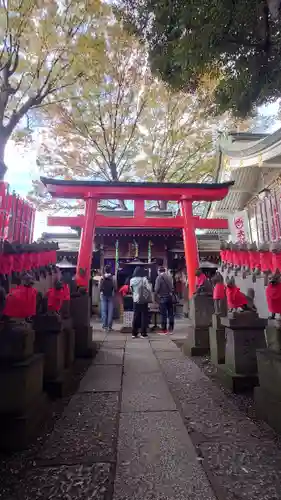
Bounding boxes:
[0,321,35,362]
[34,314,69,398]
[0,320,46,451]
[217,312,267,393]
[254,321,281,433]
[183,295,214,356]
[62,317,75,368]
[70,295,94,358]
[209,314,226,365]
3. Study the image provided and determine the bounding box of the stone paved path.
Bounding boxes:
[6,325,281,499]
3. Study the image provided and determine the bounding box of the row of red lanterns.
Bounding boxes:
[0,250,57,276]
[220,248,281,273]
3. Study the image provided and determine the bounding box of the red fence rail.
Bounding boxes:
[0,182,35,245]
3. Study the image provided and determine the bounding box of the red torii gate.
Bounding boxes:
[41,178,233,297]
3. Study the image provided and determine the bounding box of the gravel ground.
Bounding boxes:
[163,350,281,500]
[0,358,92,499]
[192,354,281,441]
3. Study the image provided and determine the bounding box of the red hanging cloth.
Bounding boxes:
[30,252,38,270]
[226,285,247,309]
[240,250,250,268]
[232,250,242,267]
[260,252,273,273]
[249,251,261,270]
[13,254,24,273]
[23,252,32,271]
[272,253,281,272]
[225,249,234,266]
[1,254,13,275]
[266,282,281,314]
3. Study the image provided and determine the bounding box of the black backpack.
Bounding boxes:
[100,276,114,297]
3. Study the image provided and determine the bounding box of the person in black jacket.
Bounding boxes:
[99,265,117,331]
[155,267,174,334]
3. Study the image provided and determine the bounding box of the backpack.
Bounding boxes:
[136,278,152,304]
[100,276,114,297]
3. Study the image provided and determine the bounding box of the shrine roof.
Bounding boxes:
[40,177,234,202]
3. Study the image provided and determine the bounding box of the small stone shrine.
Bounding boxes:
[70,288,95,357]
[209,273,227,364]
[217,311,267,392]
[0,318,46,451]
[209,313,226,365]
[183,275,214,356]
[254,279,281,433]
[33,310,67,397]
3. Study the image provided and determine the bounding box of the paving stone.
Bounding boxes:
[154,350,185,360]
[126,338,151,347]
[150,340,179,351]
[105,334,128,341]
[15,463,112,500]
[121,372,176,412]
[102,341,126,349]
[113,411,216,500]
[124,350,160,374]
[38,393,119,464]
[79,365,122,392]
[92,331,107,342]
[199,440,281,500]
[94,348,124,365]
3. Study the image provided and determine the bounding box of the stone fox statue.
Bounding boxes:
[266,271,281,319]
[246,288,257,312]
[212,272,226,315]
[195,269,212,295]
[225,276,249,312]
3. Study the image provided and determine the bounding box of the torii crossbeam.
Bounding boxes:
[41,178,233,297]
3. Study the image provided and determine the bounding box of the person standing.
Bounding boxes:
[155,266,174,334]
[130,266,151,338]
[99,265,116,331]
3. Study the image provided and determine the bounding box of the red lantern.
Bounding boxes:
[272,253,281,272]
[260,251,273,273]
[249,251,261,270]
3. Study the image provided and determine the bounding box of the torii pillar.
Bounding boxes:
[181,199,199,298]
[76,197,97,288]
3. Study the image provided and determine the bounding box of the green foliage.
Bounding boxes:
[0,0,104,176]
[119,0,281,117]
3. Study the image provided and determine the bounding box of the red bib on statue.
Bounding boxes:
[3,285,37,318]
[213,283,225,300]
[47,287,65,312]
[266,282,281,314]
[226,286,247,309]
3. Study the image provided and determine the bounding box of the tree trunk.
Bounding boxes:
[0,132,8,181]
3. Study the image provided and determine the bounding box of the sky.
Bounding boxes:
[4,102,281,241]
